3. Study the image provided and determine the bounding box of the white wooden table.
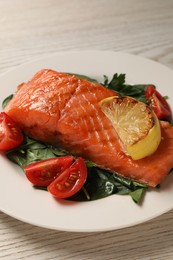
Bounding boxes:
[1,0,173,259]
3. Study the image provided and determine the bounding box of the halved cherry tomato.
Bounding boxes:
[24,156,74,186]
[0,112,23,151]
[48,157,87,199]
[145,85,172,120]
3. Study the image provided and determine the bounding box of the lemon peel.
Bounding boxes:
[99,96,161,160]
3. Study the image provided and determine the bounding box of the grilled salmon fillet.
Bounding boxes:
[4,69,173,187]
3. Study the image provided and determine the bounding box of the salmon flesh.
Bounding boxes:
[4,69,173,187]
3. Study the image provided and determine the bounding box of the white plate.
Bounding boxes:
[0,51,173,232]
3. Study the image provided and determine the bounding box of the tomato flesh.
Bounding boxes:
[0,112,23,151]
[48,157,87,199]
[24,156,74,186]
[145,85,172,120]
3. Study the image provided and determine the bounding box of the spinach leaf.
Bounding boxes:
[130,188,146,204]
[2,94,13,109]
[85,168,119,200]
[6,136,65,168]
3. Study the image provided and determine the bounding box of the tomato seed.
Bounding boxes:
[44,172,52,178]
[69,174,78,180]
[64,182,70,187]
[56,184,62,190]
[67,179,73,184]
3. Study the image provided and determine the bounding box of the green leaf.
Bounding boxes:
[130,188,146,204]
[26,148,56,164]
[86,169,119,200]
[49,146,70,156]
[2,94,13,109]
[106,73,126,90]
[6,136,57,168]
[33,186,48,191]
[103,75,109,85]
[84,160,95,168]
[7,151,27,169]
[112,174,147,189]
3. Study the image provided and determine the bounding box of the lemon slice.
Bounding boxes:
[99,96,161,160]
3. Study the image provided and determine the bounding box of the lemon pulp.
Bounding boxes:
[99,96,161,160]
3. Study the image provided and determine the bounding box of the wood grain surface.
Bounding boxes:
[0,0,173,259]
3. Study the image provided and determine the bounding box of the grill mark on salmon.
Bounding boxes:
[85,88,117,152]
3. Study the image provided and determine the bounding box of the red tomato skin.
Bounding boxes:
[24,156,74,186]
[145,85,172,120]
[145,85,156,98]
[0,112,23,151]
[48,157,87,199]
